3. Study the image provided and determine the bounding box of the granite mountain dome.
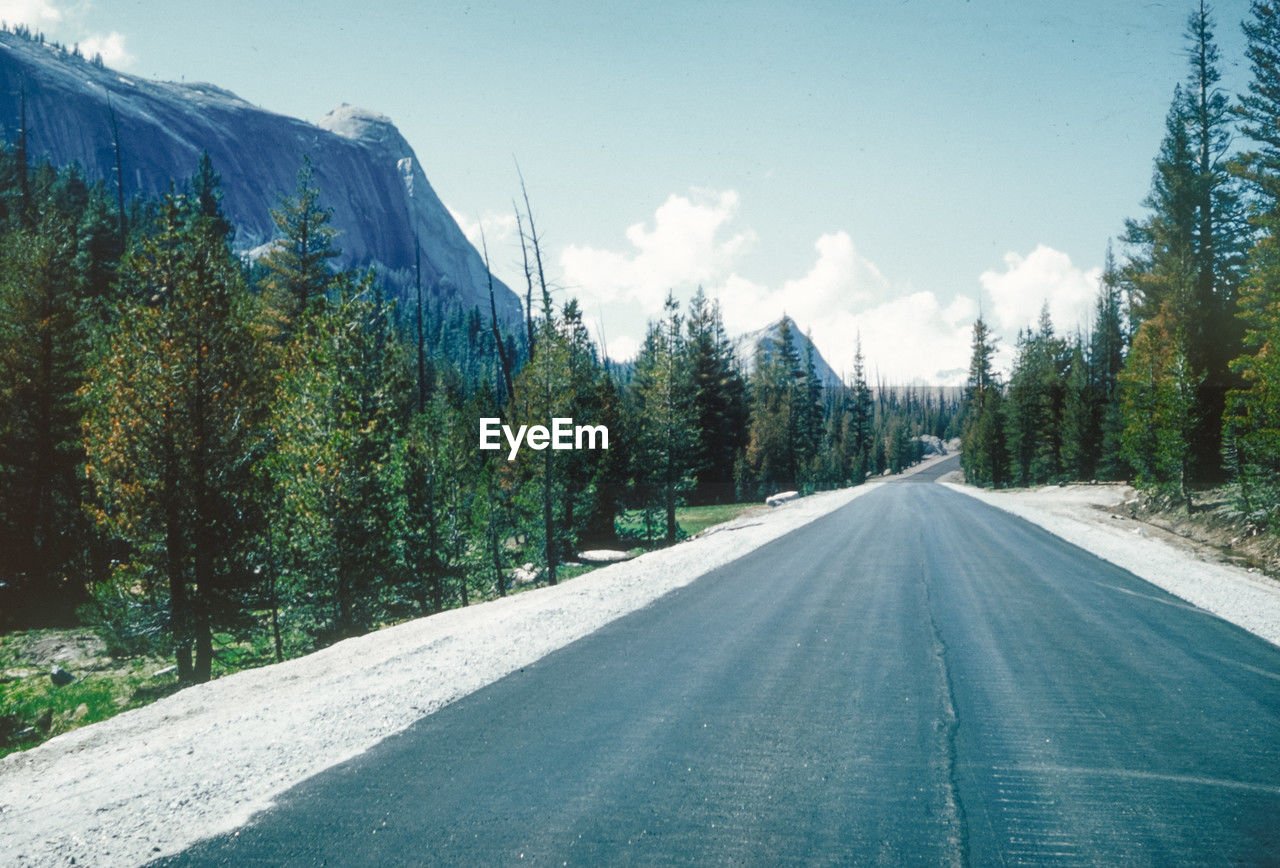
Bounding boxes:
[737,317,844,388]
[0,31,520,324]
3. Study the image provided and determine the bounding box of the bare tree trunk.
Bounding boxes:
[491,522,505,598]
[268,533,283,663]
[415,235,426,413]
[514,206,535,355]
[517,166,553,318]
[480,226,515,403]
[164,431,193,682]
[108,100,127,248]
[191,339,214,683]
[17,81,30,225]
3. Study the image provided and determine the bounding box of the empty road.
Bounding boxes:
[165,459,1280,865]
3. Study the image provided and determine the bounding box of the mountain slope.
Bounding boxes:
[0,31,520,323]
[737,316,844,387]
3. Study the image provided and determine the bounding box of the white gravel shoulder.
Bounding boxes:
[0,482,881,867]
[942,481,1280,648]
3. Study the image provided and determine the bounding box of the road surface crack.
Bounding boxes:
[923,560,971,868]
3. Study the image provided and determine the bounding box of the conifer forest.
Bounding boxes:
[962,2,1280,523]
[0,137,955,682]
[9,0,1280,698]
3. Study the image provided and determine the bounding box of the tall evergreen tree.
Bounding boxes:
[1092,243,1130,480]
[1004,307,1067,486]
[1226,0,1280,523]
[1120,304,1199,510]
[260,158,341,333]
[848,335,875,484]
[0,208,89,621]
[745,317,804,493]
[84,189,267,681]
[961,315,1005,487]
[1126,4,1244,481]
[1060,339,1098,480]
[684,288,748,504]
[263,273,409,642]
[632,293,695,543]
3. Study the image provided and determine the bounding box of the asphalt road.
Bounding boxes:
[164,457,1280,865]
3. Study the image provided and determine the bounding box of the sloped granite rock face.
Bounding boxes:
[0,33,520,324]
[736,315,844,387]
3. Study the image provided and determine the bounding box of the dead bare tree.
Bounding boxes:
[480,224,515,403]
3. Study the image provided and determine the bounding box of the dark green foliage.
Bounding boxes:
[0,152,120,627]
[1225,1,1280,526]
[847,337,875,483]
[83,190,268,682]
[1004,308,1068,487]
[1120,305,1199,509]
[631,294,696,543]
[744,316,807,493]
[683,289,748,504]
[961,316,1005,487]
[1060,341,1097,481]
[1125,4,1245,484]
[1092,245,1129,481]
[260,157,341,330]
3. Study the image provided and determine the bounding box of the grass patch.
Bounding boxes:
[675,503,763,536]
[0,629,179,759]
[0,622,300,760]
[615,502,762,542]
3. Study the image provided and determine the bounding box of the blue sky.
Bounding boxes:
[0,0,1255,382]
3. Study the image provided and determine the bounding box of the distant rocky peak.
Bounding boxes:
[319,104,412,160]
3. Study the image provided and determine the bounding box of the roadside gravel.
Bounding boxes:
[943,482,1280,648]
[0,482,881,867]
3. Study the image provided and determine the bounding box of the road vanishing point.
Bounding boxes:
[163,456,1280,865]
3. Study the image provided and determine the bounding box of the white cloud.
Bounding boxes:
[705,231,972,384]
[560,189,754,307]
[714,231,890,336]
[557,188,987,384]
[605,334,639,363]
[853,292,977,386]
[980,244,1100,336]
[0,0,63,26]
[79,30,131,67]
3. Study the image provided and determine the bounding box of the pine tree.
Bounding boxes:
[848,335,874,484]
[1126,91,1199,325]
[1092,243,1129,480]
[745,317,804,493]
[0,208,89,621]
[84,189,268,681]
[684,288,748,504]
[260,157,341,333]
[1004,307,1067,485]
[1120,304,1200,510]
[961,316,1005,487]
[1225,0,1280,524]
[1060,339,1097,480]
[508,313,573,581]
[1125,4,1244,481]
[632,293,695,543]
[797,335,825,486]
[263,273,409,642]
[1184,0,1247,480]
